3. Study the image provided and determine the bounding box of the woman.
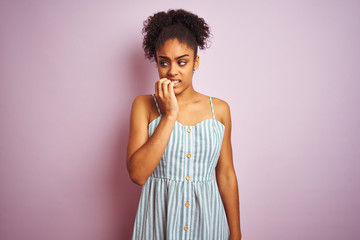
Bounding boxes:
[127,9,242,240]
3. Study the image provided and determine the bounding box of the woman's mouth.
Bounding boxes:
[171,79,181,87]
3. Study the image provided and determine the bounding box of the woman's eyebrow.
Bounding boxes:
[158,54,190,60]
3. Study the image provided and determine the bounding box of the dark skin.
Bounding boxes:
[126,38,242,239]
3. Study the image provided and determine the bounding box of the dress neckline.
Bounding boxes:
[150,94,224,128]
[148,115,225,128]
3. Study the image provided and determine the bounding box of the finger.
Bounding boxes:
[155,81,159,97]
[168,81,175,97]
[157,79,164,98]
[162,79,171,97]
[158,78,169,98]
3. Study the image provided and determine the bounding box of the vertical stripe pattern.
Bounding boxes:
[132,94,229,240]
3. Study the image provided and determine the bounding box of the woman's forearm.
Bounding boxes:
[217,171,242,239]
[127,115,176,185]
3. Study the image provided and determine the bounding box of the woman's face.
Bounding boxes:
[155,38,199,95]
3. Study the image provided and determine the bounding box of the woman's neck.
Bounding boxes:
[175,85,200,105]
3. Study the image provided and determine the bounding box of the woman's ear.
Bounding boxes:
[193,55,200,71]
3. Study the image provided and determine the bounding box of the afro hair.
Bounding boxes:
[142,9,212,62]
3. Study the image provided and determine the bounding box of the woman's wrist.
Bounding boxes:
[162,113,177,121]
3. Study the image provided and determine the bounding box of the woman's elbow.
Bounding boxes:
[127,164,147,186]
[129,173,147,186]
[216,168,237,183]
[126,156,149,185]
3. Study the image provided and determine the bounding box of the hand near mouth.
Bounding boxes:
[155,78,179,119]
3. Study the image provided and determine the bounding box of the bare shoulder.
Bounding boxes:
[130,94,155,120]
[211,97,231,115]
[211,97,231,125]
[131,94,155,110]
[132,94,153,105]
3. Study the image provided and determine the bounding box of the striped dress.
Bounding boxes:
[131,94,230,240]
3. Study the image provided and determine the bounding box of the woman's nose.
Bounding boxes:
[168,63,178,76]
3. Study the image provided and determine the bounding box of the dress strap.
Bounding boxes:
[209,96,215,119]
[152,94,161,115]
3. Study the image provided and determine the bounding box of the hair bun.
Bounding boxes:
[142,9,211,62]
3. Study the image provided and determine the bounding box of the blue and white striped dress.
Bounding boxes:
[131,94,230,240]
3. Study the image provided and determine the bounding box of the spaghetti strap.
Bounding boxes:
[152,94,161,115]
[209,96,215,119]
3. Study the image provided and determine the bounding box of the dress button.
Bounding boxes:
[184,226,189,231]
[186,153,191,158]
[185,176,190,181]
[187,128,191,133]
[185,202,190,207]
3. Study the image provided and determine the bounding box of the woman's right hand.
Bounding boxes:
[155,78,179,119]
[127,79,179,185]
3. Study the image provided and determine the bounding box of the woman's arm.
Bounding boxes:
[215,99,242,240]
[126,79,178,186]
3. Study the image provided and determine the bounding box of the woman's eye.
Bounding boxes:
[160,62,168,67]
[179,61,186,66]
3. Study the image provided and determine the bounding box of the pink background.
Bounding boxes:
[1,0,359,239]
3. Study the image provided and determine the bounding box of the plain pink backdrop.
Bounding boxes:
[1,0,359,239]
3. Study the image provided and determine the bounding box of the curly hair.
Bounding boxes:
[142,9,211,62]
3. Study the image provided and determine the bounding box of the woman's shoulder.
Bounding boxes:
[132,94,154,102]
[208,96,231,124]
[130,94,156,115]
[131,94,154,106]
[210,96,230,112]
